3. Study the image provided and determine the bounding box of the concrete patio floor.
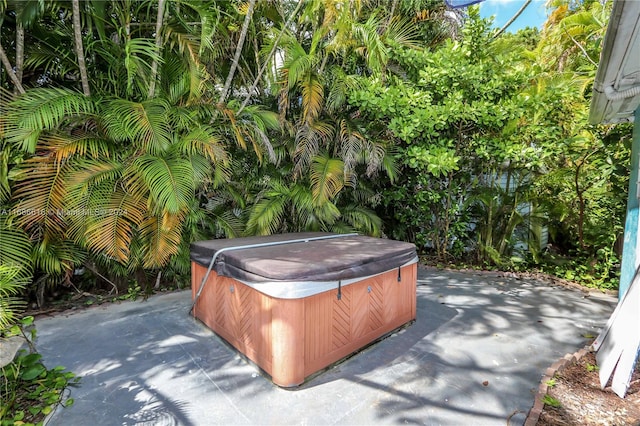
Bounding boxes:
[35,266,616,425]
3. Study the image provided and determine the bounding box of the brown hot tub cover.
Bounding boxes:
[190,232,417,283]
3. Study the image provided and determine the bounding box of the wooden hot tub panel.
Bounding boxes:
[191,261,417,387]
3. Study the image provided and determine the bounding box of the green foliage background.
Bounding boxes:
[0,0,632,320]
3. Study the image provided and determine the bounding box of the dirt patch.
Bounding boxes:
[24,285,186,319]
[537,351,640,426]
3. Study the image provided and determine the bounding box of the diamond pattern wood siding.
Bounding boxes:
[230,283,254,347]
[301,267,416,378]
[304,289,331,365]
[332,288,352,349]
[368,280,384,331]
[213,278,227,329]
[192,262,417,387]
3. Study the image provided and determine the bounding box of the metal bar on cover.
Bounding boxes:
[189,233,358,315]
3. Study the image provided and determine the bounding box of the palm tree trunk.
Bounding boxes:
[219,0,256,103]
[0,43,24,94]
[15,22,24,87]
[385,0,399,29]
[148,0,166,99]
[574,152,594,250]
[238,0,304,113]
[72,0,91,96]
[492,0,532,39]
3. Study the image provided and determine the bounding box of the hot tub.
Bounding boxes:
[190,232,418,387]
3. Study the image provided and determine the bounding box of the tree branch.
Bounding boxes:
[563,26,598,67]
[0,42,24,94]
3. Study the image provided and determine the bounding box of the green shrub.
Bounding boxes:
[1,317,79,425]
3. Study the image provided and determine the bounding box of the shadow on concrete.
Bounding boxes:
[35,266,616,425]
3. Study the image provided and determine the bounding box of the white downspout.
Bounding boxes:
[604,85,640,101]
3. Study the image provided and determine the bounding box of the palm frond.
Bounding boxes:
[5,88,95,153]
[310,198,341,225]
[139,211,184,268]
[32,236,85,277]
[163,23,201,64]
[0,148,10,203]
[15,0,47,27]
[90,40,130,98]
[246,196,287,235]
[66,158,124,189]
[326,66,363,113]
[130,154,195,214]
[0,264,28,328]
[245,180,290,235]
[23,46,77,84]
[0,217,33,279]
[352,14,388,73]
[206,176,246,209]
[240,105,281,132]
[289,183,315,230]
[294,120,333,176]
[160,28,211,102]
[278,85,290,122]
[187,154,214,185]
[180,200,211,238]
[176,126,229,164]
[159,55,193,104]
[208,209,244,238]
[250,125,277,164]
[190,2,224,56]
[122,37,163,96]
[83,188,145,263]
[310,152,345,206]
[235,105,281,163]
[282,40,314,90]
[339,204,382,237]
[12,156,70,236]
[381,147,400,183]
[384,16,421,50]
[362,140,388,178]
[211,160,233,189]
[217,103,248,151]
[337,118,366,175]
[103,98,172,154]
[41,133,113,164]
[65,161,124,241]
[300,72,324,124]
